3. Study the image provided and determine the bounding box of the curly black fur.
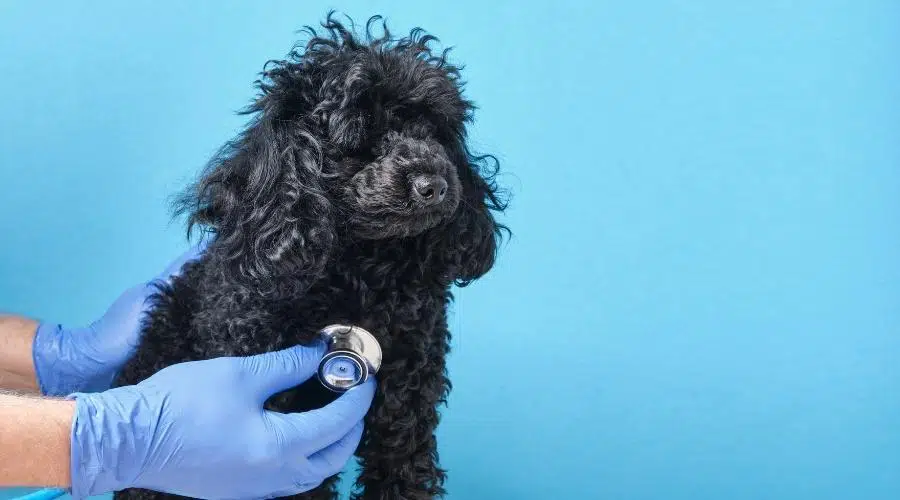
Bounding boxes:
[113,13,507,500]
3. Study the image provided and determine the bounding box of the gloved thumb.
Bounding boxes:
[240,342,327,400]
[152,239,211,285]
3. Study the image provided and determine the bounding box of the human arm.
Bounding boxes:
[0,393,72,487]
[0,343,374,500]
[0,316,40,392]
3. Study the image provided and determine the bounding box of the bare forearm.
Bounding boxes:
[0,393,72,487]
[0,316,40,392]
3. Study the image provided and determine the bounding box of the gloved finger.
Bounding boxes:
[153,240,210,284]
[93,282,155,344]
[130,242,209,319]
[306,420,364,478]
[270,378,375,454]
[241,342,327,399]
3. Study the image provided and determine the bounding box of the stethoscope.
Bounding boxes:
[316,324,382,392]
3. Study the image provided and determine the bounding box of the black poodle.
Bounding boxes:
[113,13,507,500]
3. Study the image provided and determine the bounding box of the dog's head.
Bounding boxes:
[179,14,506,291]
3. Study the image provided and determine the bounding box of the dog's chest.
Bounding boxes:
[184,273,439,413]
[188,269,424,360]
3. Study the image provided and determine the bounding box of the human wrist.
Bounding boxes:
[0,393,73,488]
[0,315,41,392]
[42,397,75,488]
[69,387,154,499]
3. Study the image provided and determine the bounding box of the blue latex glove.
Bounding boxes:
[69,343,375,500]
[33,245,206,396]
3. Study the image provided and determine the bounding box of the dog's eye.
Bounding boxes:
[370,142,388,159]
[327,111,372,155]
[357,149,377,163]
[402,120,437,140]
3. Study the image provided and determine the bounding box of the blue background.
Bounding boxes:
[1,1,898,499]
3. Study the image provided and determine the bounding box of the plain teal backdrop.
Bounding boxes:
[1,1,898,499]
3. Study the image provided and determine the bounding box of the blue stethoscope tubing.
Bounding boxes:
[14,489,67,500]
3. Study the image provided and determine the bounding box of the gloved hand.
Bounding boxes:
[32,244,206,396]
[69,343,375,500]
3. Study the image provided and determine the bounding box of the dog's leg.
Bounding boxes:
[352,328,449,500]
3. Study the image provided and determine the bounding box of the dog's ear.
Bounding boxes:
[443,153,508,286]
[178,104,335,291]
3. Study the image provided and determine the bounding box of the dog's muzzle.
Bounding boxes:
[316,324,382,392]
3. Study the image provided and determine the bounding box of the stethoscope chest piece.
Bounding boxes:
[316,324,382,392]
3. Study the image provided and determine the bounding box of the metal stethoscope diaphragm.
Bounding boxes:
[316,324,382,392]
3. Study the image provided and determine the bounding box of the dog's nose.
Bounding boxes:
[411,174,448,206]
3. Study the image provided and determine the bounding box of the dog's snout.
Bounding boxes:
[411,174,448,206]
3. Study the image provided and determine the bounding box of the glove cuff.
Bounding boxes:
[33,322,113,396]
[32,322,73,396]
[69,388,152,499]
